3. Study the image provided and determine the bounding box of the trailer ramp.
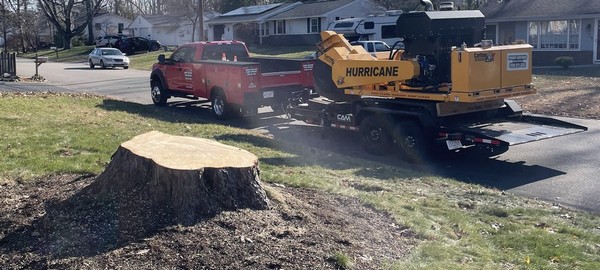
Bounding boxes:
[464,115,588,146]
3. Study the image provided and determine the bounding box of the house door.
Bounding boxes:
[214,25,225,41]
[596,20,600,61]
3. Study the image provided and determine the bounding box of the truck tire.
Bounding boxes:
[393,120,430,163]
[211,92,230,120]
[359,115,394,155]
[150,81,168,106]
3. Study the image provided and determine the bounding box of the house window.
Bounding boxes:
[528,20,580,50]
[569,20,580,49]
[261,22,270,36]
[528,22,538,49]
[95,23,101,30]
[275,20,286,34]
[310,18,319,33]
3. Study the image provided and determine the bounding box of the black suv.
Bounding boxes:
[115,37,161,55]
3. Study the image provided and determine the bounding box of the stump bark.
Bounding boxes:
[86,131,270,224]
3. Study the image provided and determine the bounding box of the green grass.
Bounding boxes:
[128,50,171,70]
[331,252,353,269]
[19,44,314,70]
[1,92,599,269]
[21,46,95,62]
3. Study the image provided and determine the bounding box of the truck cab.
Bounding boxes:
[150,41,315,119]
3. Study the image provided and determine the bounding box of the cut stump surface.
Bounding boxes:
[86,131,270,224]
[121,131,258,169]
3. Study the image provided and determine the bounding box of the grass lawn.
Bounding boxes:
[0,92,598,269]
[19,44,315,70]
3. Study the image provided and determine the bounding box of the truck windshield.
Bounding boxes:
[202,43,250,61]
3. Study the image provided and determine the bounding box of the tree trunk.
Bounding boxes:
[85,131,270,225]
[63,34,71,49]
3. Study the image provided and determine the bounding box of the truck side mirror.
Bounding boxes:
[158,54,166,64]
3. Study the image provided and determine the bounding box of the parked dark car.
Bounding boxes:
[115,37,161,55]
[95,35,127,47]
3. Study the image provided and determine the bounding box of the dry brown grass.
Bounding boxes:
[516,66,600,119]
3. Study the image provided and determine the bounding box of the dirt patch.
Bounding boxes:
[0,174,416,269]
[517,68,600,120]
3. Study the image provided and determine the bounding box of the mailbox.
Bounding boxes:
[35,57,48,64]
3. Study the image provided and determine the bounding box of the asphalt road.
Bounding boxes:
[4,58,599,214]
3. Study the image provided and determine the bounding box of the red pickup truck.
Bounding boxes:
[150,41,315,119]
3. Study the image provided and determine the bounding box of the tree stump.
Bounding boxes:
[85,131,270,224]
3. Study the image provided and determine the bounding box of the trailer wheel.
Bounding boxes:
[359,115,393,155]
[393,120,430,163]
[211,92,230,120]
[150,81,168,106]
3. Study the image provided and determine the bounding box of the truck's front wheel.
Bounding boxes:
[359,115,393,155]
[151,82,168,106]
[211,92,230,120]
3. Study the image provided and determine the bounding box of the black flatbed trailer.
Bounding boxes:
[287,97,588,161]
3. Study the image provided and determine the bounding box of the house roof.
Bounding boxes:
[481,0,600,22]
[139,15,182,27]
[206,2,301,24]
[269,0,358,19]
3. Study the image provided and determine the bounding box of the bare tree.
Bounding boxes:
[4,0,31,52]
[1,0,12,51]
[37,0,103,49]
[374,0,490,11]
[163,0,204,41]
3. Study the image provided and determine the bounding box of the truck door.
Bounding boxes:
[165,46,196,92]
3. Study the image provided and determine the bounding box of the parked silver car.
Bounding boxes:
[88,47,130,69]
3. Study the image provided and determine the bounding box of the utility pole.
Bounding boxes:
[198,0,204,41]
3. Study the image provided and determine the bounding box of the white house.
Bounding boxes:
[481,0,600,66]
[206,0,385,45]
[127,12,220,46]
[76,12,132,38]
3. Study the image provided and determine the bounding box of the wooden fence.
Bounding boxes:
[0,52,17,80]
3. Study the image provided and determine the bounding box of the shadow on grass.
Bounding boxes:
[98,98,293,129]
[99,99,569,190]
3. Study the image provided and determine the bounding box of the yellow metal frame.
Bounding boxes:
[343,84,536,102]
[317,31,537,103]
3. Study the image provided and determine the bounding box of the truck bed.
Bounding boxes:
[239,56,311,73]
